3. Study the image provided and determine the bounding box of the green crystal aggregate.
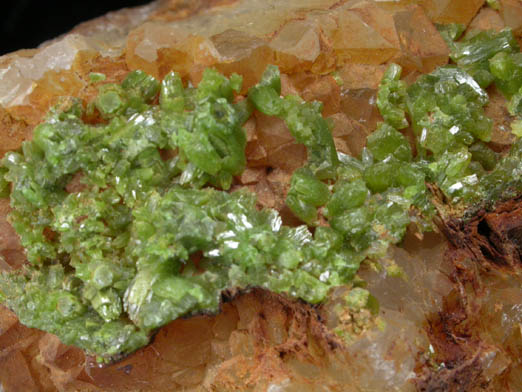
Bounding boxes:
[1,28,521,359]
[450,28,519,88]
[249,65,339,180]
[0,67,359,359]
[376,63,409,130]
[422,28,522,207]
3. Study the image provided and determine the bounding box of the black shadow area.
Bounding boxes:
[0,0,152,55]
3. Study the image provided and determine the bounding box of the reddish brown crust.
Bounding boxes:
[417,197,522,391]
[438,197,522,270]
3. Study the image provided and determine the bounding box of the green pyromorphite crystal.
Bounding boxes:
[489,51,522,99]
[0,66,362,360]
[436,23,466,47]
[286,167,330,224]
[0,166,8,198]
[376,64,409,130]
[89,72,107,83]
[1,42,521,360]
[366,122,412,162]
[0,69,253,359]
[407,66,492,157]
[512,119,522,137]
[450,30,522,137]
[248,65,338,180]
[250,67,425,254]
[380,59,521,211]
[127,186,364,328]
[480,138,522,204]
[450,29,519,88]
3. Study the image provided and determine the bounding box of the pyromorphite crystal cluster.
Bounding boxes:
[420,28,522,208]
[1,26,521,359]
[0,67,367,359]
[252,67,430,253]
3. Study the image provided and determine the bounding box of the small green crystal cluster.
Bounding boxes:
[416,28,522,208]
[253,66,431,255]
[0,28,521,360]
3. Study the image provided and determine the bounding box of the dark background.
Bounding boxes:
[0,0,152,56]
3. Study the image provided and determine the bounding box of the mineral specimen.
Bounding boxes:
[0,1,521,391]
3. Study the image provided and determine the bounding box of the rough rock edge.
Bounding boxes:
[438,197,522,270]
[416,196,522,391]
